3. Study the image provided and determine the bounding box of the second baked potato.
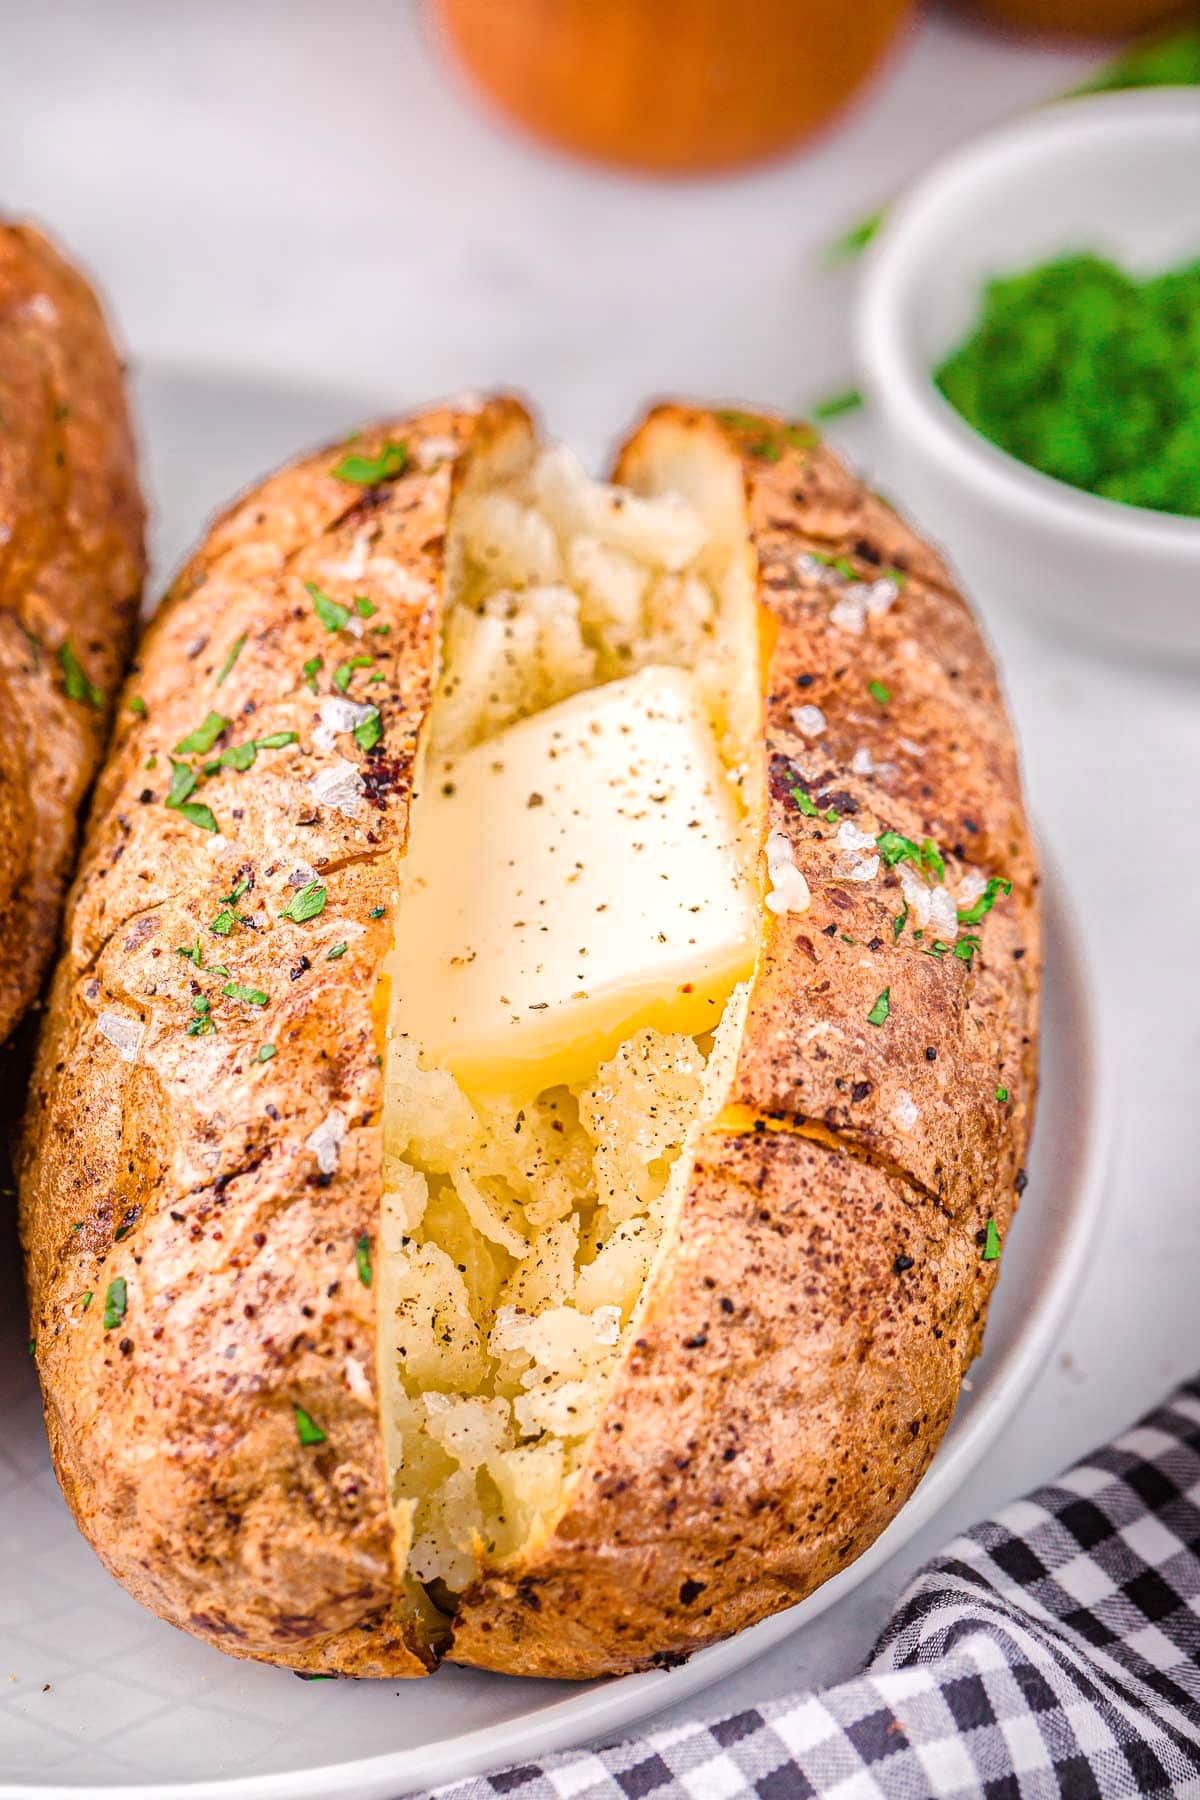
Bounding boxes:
[21,397,1038,1679]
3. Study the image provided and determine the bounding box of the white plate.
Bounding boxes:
[0,367,1110,1800]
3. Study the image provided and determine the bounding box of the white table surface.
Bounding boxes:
[4,0,1199,1764]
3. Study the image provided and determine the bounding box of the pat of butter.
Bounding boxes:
[387,666,758,1094]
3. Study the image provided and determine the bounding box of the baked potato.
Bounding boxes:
[20,396,1039,1680]
[0,223,144,1046]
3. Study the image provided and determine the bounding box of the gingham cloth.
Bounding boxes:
[430,1378,1200,1799]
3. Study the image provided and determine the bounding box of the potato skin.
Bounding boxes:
[450,406,1039,1677]
[19,398,532,1675]
[0,224,144,1044]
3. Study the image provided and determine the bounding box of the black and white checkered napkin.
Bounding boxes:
[431,1378,1200,1799]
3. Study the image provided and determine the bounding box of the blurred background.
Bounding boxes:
[2,0,1199,1747]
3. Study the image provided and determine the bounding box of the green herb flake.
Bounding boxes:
[144,753,157,770]
[790,784,818,818]
[333,655,374,694]
[306,581,351,633]
[173,711,230,756]
[210,908,238,937]
[177,801,219,834]
[354,595,377,619]
[996,1085,1009,1103]
[825,207,885,265]
[222,981,269,1007]
[749,439,782,463]
[812,387,864,421]
[326,942,348,960]
[257,730,298,750]
[103,1277,127,1331]
[221,875,250,905]
[215,634,247,688]
[177,942,203,966]
[368,906,385,919]
[868,679,891,706]
[302,656,323,692]
[822,805,839,823]
[58,640,104,709]
[922,838,946,882]
[958,877,1013,925]
[866,988,891,1026]
[839,933,857,946]
[954,934,982,963]
[128,695,147,717]
[80,1291,93,1312]
[353,707,383,753]
[280,881,327,924]
[294,1404,327,1446]
[255,1043,277,1064]
[982,1217,1002,1262]
[356,1233,372,1288]
[893,901,909,942]
[876,829,922,869]
[331,441,408,485]
[218,740,258,773]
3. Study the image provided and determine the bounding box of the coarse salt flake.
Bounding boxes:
[96,1010,144,1063]
[891,1089,920,1132]
[791,703,826,738]
[311,757,365,818]
[344,1357,373,1404]
[314,697,378,753]
[764,829,811,915]
[591,1305,622,1346]
[837,819,876,853]
[305,1108,347,1175]
[957,870,987,909]
[830,591,867,635]
[844,853,880,883]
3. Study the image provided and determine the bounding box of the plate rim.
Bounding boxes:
[2,850,1111,1800]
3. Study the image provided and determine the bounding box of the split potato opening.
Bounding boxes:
[379,412,766,1621]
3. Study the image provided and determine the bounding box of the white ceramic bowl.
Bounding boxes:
[856,89,1200,661]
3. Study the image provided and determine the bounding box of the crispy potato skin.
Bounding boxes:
[450,407,1039,1677]
[19,399,533,1676]
[22,399,1037,1681]
[0,224,144,1043]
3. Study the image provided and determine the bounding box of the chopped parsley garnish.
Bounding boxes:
[177,941,204,966]
[823,805,839,823]
[165,760,197,807]
[128,695,147,717]
[354,595,377,618]
[174,711,229,756]
[187,995,216,1037]
[982,1218,1002,1261]
[954,934,982,963]
[331,441,408,485]
[294,1404,327,1446]
[257,730,297,750]
[215,634,247,687]
[103,1277,127,1331]
[255,1043,277,1063]
[356,1233,372,1287]
[177,800,219,833]
[812,387,864,421]
[922,838,946,882]
[368,905,385,919]
[958,877,1012,925]
[280,881,327,924]
[333,655,374,694]
[81,1291,93,1312]
[868,679,891,706]
[996,1085,1009,1102]
[216,740,257,773]
[302,656,322,692]
[306,581,351,633]
[893,901,909,942]
[222,982,269,1007]
[326,942,348,960]
[833,556,856,580]
[353,707,382,753]
[839,933,856,946]
[58,639,104,708]
[866,988,891,1026]
[221,875,251,905]
[876,830,921,868]
[210,909,237,937]
[790,784,818,818]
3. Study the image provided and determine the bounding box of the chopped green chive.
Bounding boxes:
[326,942,348,960]
[866,989,891,1026]
[174,711,230,756]
[58,639,104,708]
[812,387,863,421]
[306,581,351,633]
[103,1277,127,1331]
[353,708,382,753]
[995,1085,1009,1103]
[356,1233,372,1287]
[868,680,891,706]
[280,881,327,924]
[222,982,269,1007]
[982,1218,1002,1261]
[331,442,407,485]
[333,655,374,694]
[294,1404,327,1446]
[958,878,1012,925]
[255,1043,277,1064]
[215,634,247,688]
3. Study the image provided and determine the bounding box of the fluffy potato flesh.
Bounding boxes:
[381,437,761,1599]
